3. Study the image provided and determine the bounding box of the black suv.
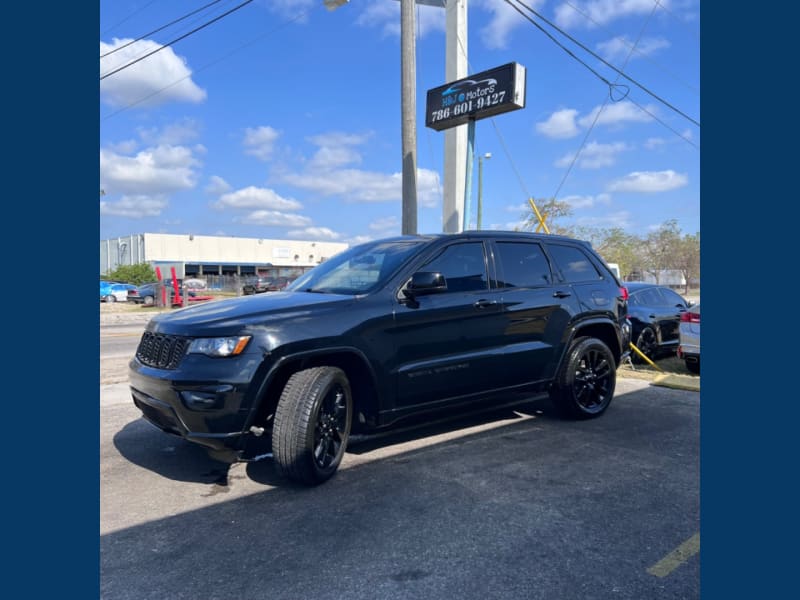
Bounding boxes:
[130,232,631,485]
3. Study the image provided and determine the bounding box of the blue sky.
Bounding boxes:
[99,0,700,244]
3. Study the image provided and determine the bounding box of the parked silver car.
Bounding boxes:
[677,304,700,374]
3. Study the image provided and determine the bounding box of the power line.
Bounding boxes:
[101,4,319,121]
[551,0,661,204]
[100,0,256,81]
[101,0,159,37]
[505,0,699,128]
[101,0,229,59]
[559,0,699,96]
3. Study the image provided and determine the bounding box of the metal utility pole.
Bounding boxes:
[443,0,467,233]
[401,0,418,235]
[477,152,490,229]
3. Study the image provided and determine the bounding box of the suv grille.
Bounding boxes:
[136,332,190,369]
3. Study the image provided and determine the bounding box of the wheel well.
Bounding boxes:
[572,323,621,366]
[251,351,379,433]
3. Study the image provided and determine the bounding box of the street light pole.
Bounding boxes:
[477,152,490,230]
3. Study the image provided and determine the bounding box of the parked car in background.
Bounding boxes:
[131,281,197,305]
[625,282,693,362]
[100,280,118,300]
[677,304,700,374]
[183,278,207,290]
[102,283,137,303]
[130,231,631,486]
[266,276,297,291]
[242,276,274,295]
[131,282,157,305]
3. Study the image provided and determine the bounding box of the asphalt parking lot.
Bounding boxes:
[100,375,699,599]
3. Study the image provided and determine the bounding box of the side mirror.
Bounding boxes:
[402,271,447,299]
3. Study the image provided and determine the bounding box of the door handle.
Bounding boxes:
[473,299,498,309]
[553,291,571,298]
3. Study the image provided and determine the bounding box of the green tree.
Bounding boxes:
[590,228,641,280]
[106,263,157,286]
[674,232,700,294]
[519,197,573,234]
[643,220,681,284]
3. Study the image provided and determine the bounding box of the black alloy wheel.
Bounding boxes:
[313,384,349,470]
[550,336,616,419]
[272,366,353,485]
[634,326,657,363]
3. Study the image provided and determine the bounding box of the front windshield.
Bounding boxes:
[287,239,427,295]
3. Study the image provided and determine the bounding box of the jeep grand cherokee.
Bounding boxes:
[130,232,631,485]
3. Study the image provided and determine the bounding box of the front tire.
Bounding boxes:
[550,337,616,419]
[105,294,116,303]
[272,367,352,485]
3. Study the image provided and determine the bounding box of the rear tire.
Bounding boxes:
[272,367,352,485]
[686,359,700,375]
[550,337,616,420]
[632,326,657,363]
[143,295,154,305]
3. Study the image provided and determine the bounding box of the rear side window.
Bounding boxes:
[494,242,552,288]
[546,244,602,283]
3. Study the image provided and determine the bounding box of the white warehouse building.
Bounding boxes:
[100,233,350,279]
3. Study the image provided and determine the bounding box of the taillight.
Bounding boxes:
[620,287,629,301]
[681,311,700,323]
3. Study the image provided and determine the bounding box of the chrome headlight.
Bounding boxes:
[187,336,251,357]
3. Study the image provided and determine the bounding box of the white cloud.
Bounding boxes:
[287,227,342,241]
[235,211,312,227]
[267,0,316,20]
[575,210,632,229]
[578,101,655,128]
[505,203,530,213]
[99,38,206,107]
[306,132,371,170]
[369,216,400,232]
[561,193,612,209]
[214,186,302,211]
[138,119,201,145]
[555,141,629,169]
[536,109,580,139]
[355,2,445,37]
[608,170,688,192]
[205,175,232,195]
[479,0,545,50]
[346,235,374,246]
[100,144,201,195]
[554,0,666,29]
[100,195,168,218]
[596,36,670,62]
[281,167,441,208]
[243,126,281,161]
[644,137,666,149]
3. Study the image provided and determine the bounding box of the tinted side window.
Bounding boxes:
[494,242,552,288]
[634,288,662,305]
[421,242,488,293]
[545,244,602,283]
[660,288,687,307]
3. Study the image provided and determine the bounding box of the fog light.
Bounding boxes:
[180,388,229,410]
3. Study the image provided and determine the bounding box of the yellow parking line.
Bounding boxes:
[647,533,700,578]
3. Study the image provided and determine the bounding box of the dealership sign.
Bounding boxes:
[425,62,527,131]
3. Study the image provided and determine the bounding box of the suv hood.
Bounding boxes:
[146,291,355,336]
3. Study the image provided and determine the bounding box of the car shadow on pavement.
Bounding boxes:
[114,396,559,488]
[113,419,234,485]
